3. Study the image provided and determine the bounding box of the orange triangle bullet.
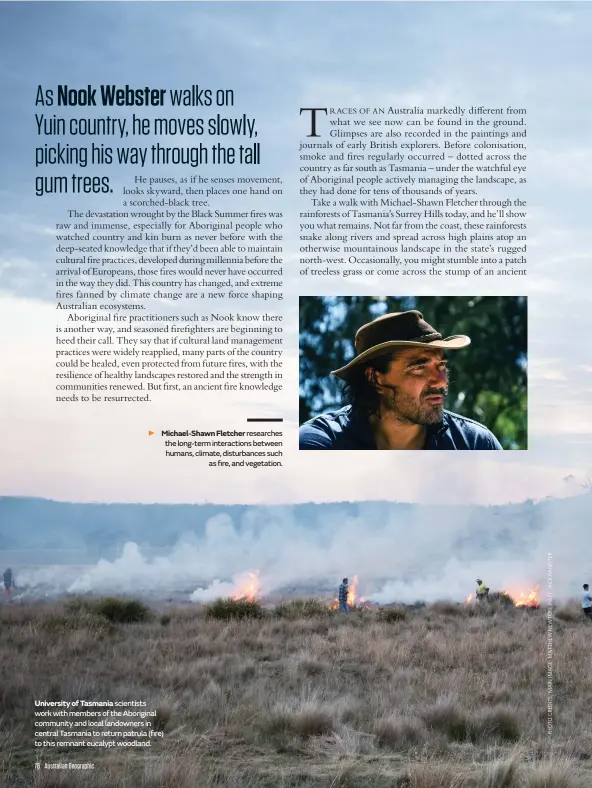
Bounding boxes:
[148,430,154,436]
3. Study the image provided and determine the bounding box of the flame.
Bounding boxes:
[231,570,261,602]
[348,575,358,606]
[466,586,540,608]
[329,575,361,610]
[511,586,540,608]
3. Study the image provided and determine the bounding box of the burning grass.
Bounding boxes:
[230,570,261,602]
[466,588,541,610]
[1,597,590,786]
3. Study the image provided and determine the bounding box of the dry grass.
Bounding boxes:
[554,602,583,623]
[377,605,408,623]
[0,598,590,787]
[477,759,518,788]
[372,714,427,749]
[274,598,332,619]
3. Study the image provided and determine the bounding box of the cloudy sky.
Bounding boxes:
[1,1,592,506]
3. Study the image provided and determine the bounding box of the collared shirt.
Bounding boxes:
[299,406,503,450]
[338,583,348,604]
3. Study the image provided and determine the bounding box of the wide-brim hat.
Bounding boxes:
[331,310,470,380]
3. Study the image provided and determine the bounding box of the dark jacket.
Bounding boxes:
[300,406,503,450]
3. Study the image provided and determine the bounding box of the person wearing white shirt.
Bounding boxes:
[582,584,592,618]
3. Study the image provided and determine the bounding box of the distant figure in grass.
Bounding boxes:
[3,567,15,597]
[476,579,489,602]
[582,584,592,619]
[338,578,349,616]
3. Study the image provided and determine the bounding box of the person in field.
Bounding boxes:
[476,579,489,602]
[582,584,592,618]
[3,567,15,597]
[338,578,349,616]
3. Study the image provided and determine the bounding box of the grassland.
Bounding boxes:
[0,597,590,787]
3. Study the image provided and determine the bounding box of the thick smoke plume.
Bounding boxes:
[9,493,589,603]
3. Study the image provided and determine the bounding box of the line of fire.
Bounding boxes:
[226,571,540,611]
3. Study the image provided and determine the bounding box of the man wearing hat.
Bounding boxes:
[476,580,489,601]
[299,310,503,450]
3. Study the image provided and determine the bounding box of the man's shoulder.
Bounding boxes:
[299,406,353,449]
[443,410,489,430]
[443,410,503,450]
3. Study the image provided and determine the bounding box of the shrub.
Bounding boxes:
[274,598,329,619]
[40,598,117,634]
[430,601,465,616]
[488,592,515,607]
[262,705,335,737]
[476,706,521,743]
[373,715,426,749]
[288,707,334,737]
[421,700,469,742]
[62,596,151,624]
[204,597,266,620]
[92,597,151,623]
[378,606,407,623]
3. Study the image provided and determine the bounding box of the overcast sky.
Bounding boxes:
[1,1,592,505]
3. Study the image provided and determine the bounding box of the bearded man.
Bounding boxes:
[299,310,502,450]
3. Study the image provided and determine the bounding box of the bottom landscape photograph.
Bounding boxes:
[0,494,590,787]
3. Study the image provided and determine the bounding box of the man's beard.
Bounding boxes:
[381,385,447,426]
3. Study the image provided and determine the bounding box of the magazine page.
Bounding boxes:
[0,1,589,786]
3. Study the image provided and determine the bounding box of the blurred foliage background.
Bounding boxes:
[299,296,527,450]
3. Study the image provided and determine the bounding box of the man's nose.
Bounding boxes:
[428,364,447,384]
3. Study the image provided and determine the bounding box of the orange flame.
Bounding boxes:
[466,586,540,608]
[511,586,540,608]
[231,570,261,602]
[329,575,368,610]
[348,575,358,606]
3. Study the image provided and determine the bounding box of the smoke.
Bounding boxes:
[190,579,237,603]
[61,506,486,599]
[13,564,85,595]
[371,557,539,604]
[67,541,208,595]
[5,492,584,603]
